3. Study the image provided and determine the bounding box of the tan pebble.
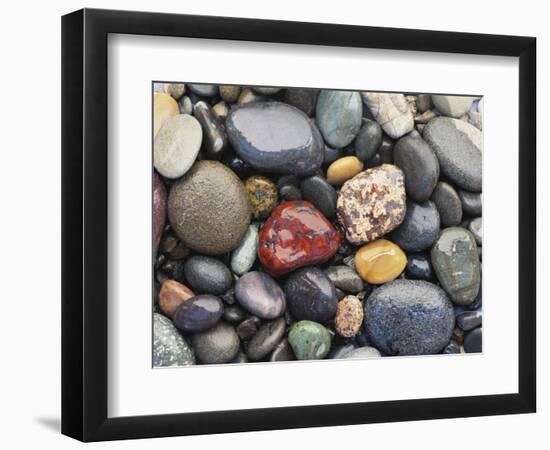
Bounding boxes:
[335,295,364,338]
[159,280,194,318]
[219,85,241,103]
[212,101,229,120]
[238,88,263,105]
[154,92,179,137]
[326,156,364,185]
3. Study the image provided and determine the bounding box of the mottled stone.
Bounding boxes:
[245,175,278,220]
[153,313,195,366]
[284,88,319,116]
[431,182,463,227]
[193,101,228,160]
[258,201,340,276]
[191,322,240,364]
[354,118,382,162]
[316,90,363,148]
[335,295,364,337]
[391,200,440,252]
[364,280,454,355]
[337,164,406,245]
[361,92,414,138]
[269,338,296,361]
[247,318,286,360]
[300,175,338,219]
[158,280,194,318]
[184,255,233,295]
[464,327,482,353]
[234,271,286,319]
[154,92,179,137]
[153,173,166,254]
[432,95,475,118]
[230,223,259,275]
[324,265,363,293]
[431,227,481,305]
[168,161,251,255]
[219,85,241,103]
[173,295,224,333]
[187,83,218,97]
[355,239,407,284]
[326,156,364,185]
[458,190,482,217]
[288,320,332,360]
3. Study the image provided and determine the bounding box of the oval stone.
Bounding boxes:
[245,175,278,220]
[361,92,414,139]
[284,267,338,322]
[458,190,482,217]
[153,172,166,254]
[300,175,338,220]
[354,118,382,162]
[187,83,218,97]
[184,255,233,295]
[168,160,251,255]
[316,90,362,148]
[173,295,224,333]
[193,101,228,160]
[431,227,481,305]
[288,320,332,360]
[234,271,286,319]
[246,318,286,360]
[326,156,364,185]
[324,265,364,293]
[431,182,463,227]
[337,164,406,245]
[335,295,364,337]
[191,322,240,364]
[355,239,407,284]
[432,95,475,118]
[153,313,195,366]
[391,200,440,252]
[364,280,454,355]
[230,223,259,275]
[226,102,323,176]
[153,92,179,137]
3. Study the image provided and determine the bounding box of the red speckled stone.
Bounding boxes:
[258,201,340,276]
[153,172,167,254]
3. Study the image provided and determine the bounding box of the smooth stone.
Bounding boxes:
[284,267,338,322]
[168,161,251,255]
[324,265,363,293]
[154,92,179,136]
[335,295,364,337]
[354,118,382,162]
[464,327,482,353]
[355,239,407,284]
[337,164,406,245]
[222,153,253,179]
[431,227,481,305]
[258,201,340,276]
[238,88,264,105]
[252,86,282,95]
[467,288,482,311]
[323,145,343,165]
[364,280,454,355]
[165,83,185,99]
[424,117,482,191]
[193,101,228,160]
[393,133,440,202]
[326,156,364,185]
[391,200,440,252]
[416,94,433,113]
[184,256,233,295]
[173,294,224,333]
[406,253,433,281]
[153,313,195,366]
[269,338,296,361]
[288,320,332,360]
[191,322,240,364]
[316,90,362,148]
[223,304,247,323]
[469,217,483,245]
[219,85,241,103]
[342,346,381,359]
[330,343,357,359]
[154,114,203,178]
[279,184,302,201]
[230,223,259,275]
[284,88,319,116]
[236,317,260,341]
[361,92,414,138]
[247,318,286,360]
[245,175,278,220]
[442,341,461,354]
[153,173,166,254]
[458,190,482,216]
[432,95,475,118]
[178,96,193,115]
[457,311,482,331]
[158,279,194,318]
[234,271,286,319]
[468,111,483,130]
[431,182,463,227]
[378,137,394,164]
[187,83,218,97]
[212,101,229,120]
[300,175,338,219]
[226,101,323,175]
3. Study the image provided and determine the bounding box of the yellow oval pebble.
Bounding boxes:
[154,92,179,137]
[354,239,406,284]
[326,156,364,185]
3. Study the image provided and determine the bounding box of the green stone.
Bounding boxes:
[231,223,259,275]
[431,227,481,305]
[288,320,332,360]
[316,90,362,148]
[153,313,195,367]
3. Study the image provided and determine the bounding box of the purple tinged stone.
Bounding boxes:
[234,271,286,319]
[173,295,224,333]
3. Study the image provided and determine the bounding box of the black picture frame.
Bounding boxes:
[62,8,536,442]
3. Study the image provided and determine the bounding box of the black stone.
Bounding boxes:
[300,175,338,219]
[324,265,364,293]
[431,181,463,227]
[279,184,302,202]
[193,101,228,160]
[222,153,253,179]
[184,256,233,295]
[354,118,382,162]
[391,200,440,252]
[457,311,482,331]
[283,88,319,116]
[406,253,433,281]
[458,190,482,217]
[223,304,247,323]
[247,318,286,360]
[378,137,394,164]
[464,327,482,353]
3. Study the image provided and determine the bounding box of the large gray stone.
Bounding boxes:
[153,313,195,367]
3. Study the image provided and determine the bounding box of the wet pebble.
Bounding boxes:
[230,223,259,275]
[193,101,228,160]
[158,279,194,318]
[355,239,407,284]
[235,271,286,319]
[300,175,338,219]
[458,190,482,216]
[405,253,433,281]
[354,118,382,162]
[184,255,233,295]
[335,295,364,337]
[245,175,278,220]
[464,327,482,353]
[173,295,224,333]
[391,200,440,252]
[326,156,364,185]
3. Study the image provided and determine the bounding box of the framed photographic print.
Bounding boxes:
[61,8,536,442]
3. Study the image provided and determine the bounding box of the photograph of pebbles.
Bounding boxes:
[152,82,483,367]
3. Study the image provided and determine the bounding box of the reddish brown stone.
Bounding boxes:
[258,201,340,276]
[159,280,195,318]
[153,172,167,254]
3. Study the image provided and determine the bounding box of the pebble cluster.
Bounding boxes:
[152,83,483,367]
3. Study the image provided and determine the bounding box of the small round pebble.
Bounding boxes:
[335,295,364,337]
[288,320,332,360]
[191,322,240,364]
[173,295,224,333]
[326,156,364,185]
[184,255,233,295]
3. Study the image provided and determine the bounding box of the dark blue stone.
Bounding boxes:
[391,200,440,252]
[442,341,461,354]
[222,153,253,179]
[354,118,382,162]
[173,294,224,332]
[464,327,482,353]
[184,255,233,295]
[406,253,433,281]
[457,311,482,331]
[323,145,343,165]
[300,175,338,219]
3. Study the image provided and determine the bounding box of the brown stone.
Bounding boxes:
[159,280,195,318]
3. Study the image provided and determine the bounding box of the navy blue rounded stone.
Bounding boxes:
[391,200,440,252]
[406,253,433,281]
[173,295,224,333]
[184,255,233,295]
[464,327,482,353]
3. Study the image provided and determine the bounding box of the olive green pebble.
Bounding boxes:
[288,320,332,360]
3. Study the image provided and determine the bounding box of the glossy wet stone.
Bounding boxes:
[223,304,247,324]
[247,318,286,360]
[431,227,481,305]
[258,201,340,276]
[337,164,406,245]
[300,175,338,219]
[469,217,483,245]
[391,200,440,252]
[326,156,364,185]
[424,117,482,191]
[393,133,439,202]
[284,88,319,116]
[230,223,259,275]
[173,295,224,333]
[316,90,362,148]
[153,313,195,366]
[269,338,296,361]
[222,153,253,179]
[234,271,286,319]
[284,267,338,322]
[184,255,233,295]
[187,83,218,97]
[153,173,167,254]
[361,92,414,138]
[226,102,323,176]
[279,184,302,202]
[457,311,482,331]
[324,265,363,293]
[354,118,382,162]
[154,92,179,136]
[406,253,433,281]
[288,320,332,360]
[458,190,482,216]
[355,239,407,284]
[168,161,251,255]
[364,280,454,355]
[335,295,364,337]
[158,279,194,318]
[191,322,240,364]
[193,101,228,160]
[464,327,482,353]
[245,175,278,220]
[432,95,475,118]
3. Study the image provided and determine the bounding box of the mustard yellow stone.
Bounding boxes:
[354,239,406,284]
[245,175,278,220]
[326,156,364,185]
[154,92,179,137]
